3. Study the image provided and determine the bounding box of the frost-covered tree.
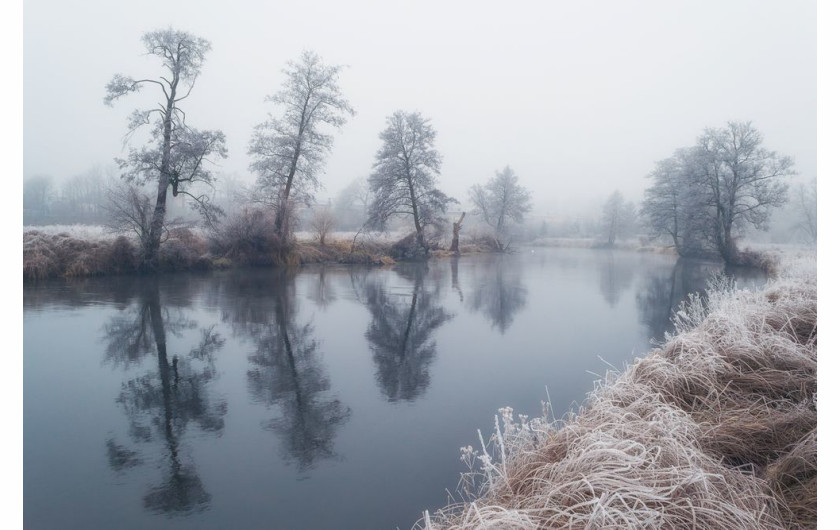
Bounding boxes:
[105,28,227,270]
[641,121,794,263]
[54,167,107,223]
[248,51,354,250]
[794,178,817,245]
[641,148,707,256]
[694,122,793,263]
[309,204,335,245]
[601,191,636,246]
[367,111,455,250]
[334,177,371,230]
[469,165,532,250]
[23,175,54,222]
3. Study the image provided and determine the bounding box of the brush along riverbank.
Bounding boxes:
[22,228,500,281]
[419,254,816,529]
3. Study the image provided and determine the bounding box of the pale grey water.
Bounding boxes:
[23,248,764,529]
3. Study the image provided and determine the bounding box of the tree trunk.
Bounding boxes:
[276,96,310,253]
[449,212,465,253]
[408,184,425,250]
[276,193,295,251]
[720,223,737,265]
[142,74,179,271]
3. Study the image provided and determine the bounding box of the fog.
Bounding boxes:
[24,0,815,216]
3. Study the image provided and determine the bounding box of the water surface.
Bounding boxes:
[23,248,764,529]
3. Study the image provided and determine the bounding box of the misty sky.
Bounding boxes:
[23,0,816,216]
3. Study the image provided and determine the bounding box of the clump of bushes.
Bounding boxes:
[421,256,817,529]
[734,247,781,275]
[24,230,141,280]
[208,208,282,266]
[159,227,212,271]
[23,231,61,280]
[295,238,391,265]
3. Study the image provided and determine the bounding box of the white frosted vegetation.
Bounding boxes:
[420,254,816,529]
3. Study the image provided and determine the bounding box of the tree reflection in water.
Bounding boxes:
[102,281,226,516]
[306,265,337,311]
[361,264,453,402]
[466,255,528,334]
[598,251,635,308]
[635,259,729,342]
[222,270,350,470]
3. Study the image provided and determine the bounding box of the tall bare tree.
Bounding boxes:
[601,191,636,246]
[248,51,354,251]
[694,121,793,263]
[55,167,107,223]
[641,121,794,263]
[641,148,707,256]
[367,111,455,251]
[469,165,532,250]
[23,175,54,222]
[105,28,226,270]
[794,178,817,245]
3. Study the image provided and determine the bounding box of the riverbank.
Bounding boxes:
[419,253,816,529]
[22,227,498,280]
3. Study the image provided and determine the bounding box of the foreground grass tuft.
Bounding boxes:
[419,254,816,530]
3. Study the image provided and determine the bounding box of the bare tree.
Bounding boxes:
[601,191,636,246]
[248,51,355,251]
[794,178,817,245]
[105,28,226,270]
[55,167,107,223]
[334,177,371,230]
[469,166,532,250]
[104,181,156,241]
[309,204,336,245]
[367,111,455,251]
[641,121,793,263]
[694,122,793,262]
[23,175,54,223]
[641,148,708,256]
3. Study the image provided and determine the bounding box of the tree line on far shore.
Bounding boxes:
[24,27,814,274]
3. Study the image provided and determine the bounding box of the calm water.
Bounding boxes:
[23,248,764,529]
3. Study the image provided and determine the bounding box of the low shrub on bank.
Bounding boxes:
[734,247,781,275]
[296,238,392,265]
[420,256,817,529]
[208,208,282,266]
[24,230,140,280]
[159,227,213,271]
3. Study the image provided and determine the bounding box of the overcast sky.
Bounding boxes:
[23,0,816,216]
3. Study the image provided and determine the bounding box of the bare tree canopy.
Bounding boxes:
[641,121,794,263]
[248,50,355,249]
[696,121,793,261]
[105,28,226,270]
[601,191,636,246]
[367,111,456,251]
[309,204,336,246]
[469,165,532,250]
[23,175,54,221]
[641,148,707,256]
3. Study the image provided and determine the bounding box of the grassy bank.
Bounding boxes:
[419,254,816,529]
[22,227,500,281]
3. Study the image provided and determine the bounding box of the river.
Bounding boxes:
[22,247,765,529]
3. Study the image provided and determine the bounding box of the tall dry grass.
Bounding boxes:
[420,254,816,529]
[23,228,213,280]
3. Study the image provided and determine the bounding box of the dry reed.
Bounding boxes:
[420,254,816,529]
